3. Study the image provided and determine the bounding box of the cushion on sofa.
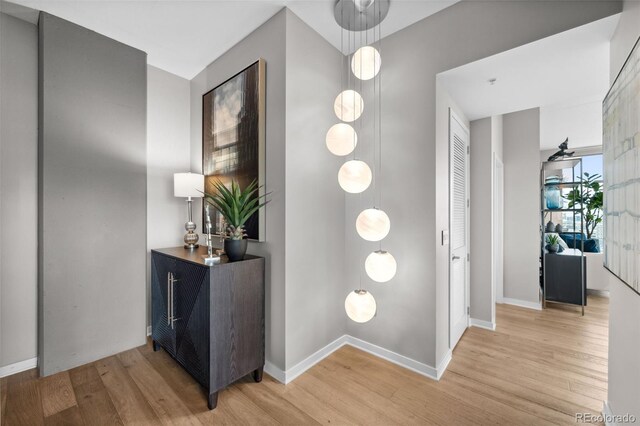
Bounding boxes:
[559,233,600,253]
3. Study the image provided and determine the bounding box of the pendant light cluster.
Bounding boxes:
[327,0,395,324]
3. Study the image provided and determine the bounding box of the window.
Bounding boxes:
[557,154,603,246]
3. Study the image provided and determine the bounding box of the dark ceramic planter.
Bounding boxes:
[224,239,248,262]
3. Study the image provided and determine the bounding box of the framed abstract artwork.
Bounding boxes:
[202,59,266,241]
[603,36,640,295]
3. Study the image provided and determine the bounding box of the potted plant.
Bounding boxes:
[564,172,603,239]
[546,234,560,253]
[204,179,269,261]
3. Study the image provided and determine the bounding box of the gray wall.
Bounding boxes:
[38,13,147,375]
[190,10,288,370]
[470,115,503,324]
[503,108,541,304]
[0,13,38,368]
[607,0,640,419]
[284,10,345,369]
[470,117,493,323]
[146,65,191,328]
[345,1,620,368]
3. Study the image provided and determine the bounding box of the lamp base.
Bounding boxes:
[184,221,199,249]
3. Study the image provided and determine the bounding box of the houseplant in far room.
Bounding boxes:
[204,179,269,261]
[565,172,604,239]
[546,234,560,253]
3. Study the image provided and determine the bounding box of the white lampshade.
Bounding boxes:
[356,208,390,241]
[338,160,372,194]
[351,46,381,81]
[334,90,364,122]
[345,290,376,323]
[174,173,204,198]
[365,250,397,283]
[326,123,357,156]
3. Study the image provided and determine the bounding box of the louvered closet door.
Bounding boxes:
[449,110,470,350]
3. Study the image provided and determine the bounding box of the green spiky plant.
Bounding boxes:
[546,234,560,246]
[204,179,269,240]
[564,172,603,239]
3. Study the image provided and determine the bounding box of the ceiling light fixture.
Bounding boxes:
[338,160,372,193]
[331,0,392,324]
[326,123,357,156]
[345,289,377,323]
[365,250,397,282]
[334,89,364,122]
[351,46,381,81]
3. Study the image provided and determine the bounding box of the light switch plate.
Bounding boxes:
[442,230,449,245]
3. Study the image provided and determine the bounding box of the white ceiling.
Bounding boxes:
[3,0,458,79]
[540,101,603,150]
[438,13,619,149]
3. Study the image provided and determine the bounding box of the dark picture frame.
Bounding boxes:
[603,36,640,296]
[202,59,266,241]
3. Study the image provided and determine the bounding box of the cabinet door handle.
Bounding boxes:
[167,272,172,326]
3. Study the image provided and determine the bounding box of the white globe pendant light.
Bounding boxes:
[334,90,364,122]
[365,250,397,282]
[351,46,381,81]
[356,208,390,241]
[326,123,357,156]
[345,289,377,323]
[338,160,372,193]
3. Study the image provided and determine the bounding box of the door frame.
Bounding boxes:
[448,108,470,349]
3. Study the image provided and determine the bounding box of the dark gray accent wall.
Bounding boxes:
[38,13,147,376]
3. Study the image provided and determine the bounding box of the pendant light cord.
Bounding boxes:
[378,2,383,251]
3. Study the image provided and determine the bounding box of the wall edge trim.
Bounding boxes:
[500,297,542,311]
[470,318,497,331]
[602,400,617,426]
[263,334,445,385]
[0,357,38,378]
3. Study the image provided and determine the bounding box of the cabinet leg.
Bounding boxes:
[208,392,218,410]
[152,340,161,352]
[252,367,264,383]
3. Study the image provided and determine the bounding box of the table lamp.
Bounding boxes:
[174,172,204,249]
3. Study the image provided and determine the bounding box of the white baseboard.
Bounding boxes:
[345,335,440,381]
[500,297,542,311]
[470,318,496,331]
[588,289,610,298]
[263,360,286,384]
[436,349,452,380]
[264,334,446,385]
[264,335,348,384]
[602,401,616,426]
[285,335,349,384]
[0,357,38,378]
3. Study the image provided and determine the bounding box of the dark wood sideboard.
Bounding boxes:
[151,246,265,409]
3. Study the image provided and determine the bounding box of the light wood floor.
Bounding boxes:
[1,295,608,425]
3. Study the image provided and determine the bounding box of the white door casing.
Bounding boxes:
[449,109,470,350]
